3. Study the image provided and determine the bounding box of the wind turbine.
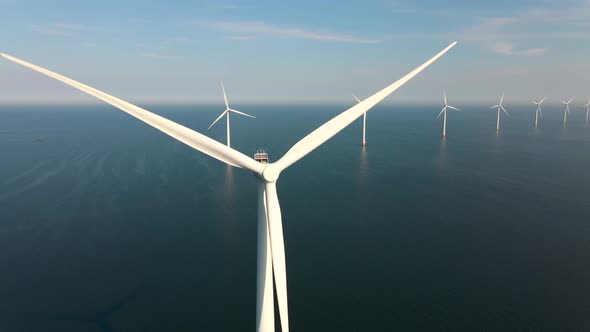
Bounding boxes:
[352,94,367,146]
[531,97,545,128]
[0,41,457,332]
[490,93,509,132]
[437,91,462,138]
[208,81,255,148]
[560,98,574,126]
[584,98,590,124]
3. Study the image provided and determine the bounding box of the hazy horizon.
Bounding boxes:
[0,99,585,108]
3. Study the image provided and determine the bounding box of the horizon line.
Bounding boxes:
[0,98,576,106]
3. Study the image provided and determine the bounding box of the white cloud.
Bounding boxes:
[221,4,240,10]
[136,37,193,59]
[491,43,549,56]
[141,53,183,60]
[227,35,257,41]
[459,0,590,55]
[206,21,382,44]
[28,23,85,37]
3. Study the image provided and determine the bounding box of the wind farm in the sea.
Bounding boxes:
[1,1,590,332]
[1,43,459,332]
[2,43,590,332]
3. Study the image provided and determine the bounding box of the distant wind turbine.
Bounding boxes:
[560,98,574,126]
[584,98,590,124]
[490,93,509,132]
[208,81,255,148]
[437,90,462,138]
[0,41,457,332]
[352,94,367,146]
[531,98,545,128]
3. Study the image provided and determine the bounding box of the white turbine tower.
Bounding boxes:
[352,94,367,146]
[208,82,255,147]
[437,91,462,138]
[531,97,545,128]
[0,41,456,332]
[560,98,574,126]
[490,93,509,132]
[584,98,590,124]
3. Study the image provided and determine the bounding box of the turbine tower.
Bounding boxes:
[437,90,462,138]
[352,94,367,146]
[0,41,457,332]
[560,98,574,126]
[584,98,590,124]
[208,81,255,148]
[490,93,509,132]
[531,98,545,128]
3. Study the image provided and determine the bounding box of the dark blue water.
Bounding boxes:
[0,103,589,331]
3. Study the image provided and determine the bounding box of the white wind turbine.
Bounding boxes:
[490,93,509,132]
[0,41,456,332]
[208,82,255,147]
[584,98,590,124]
[531,97,545,128]
[560,98,574,126]
[437,91,461,138]
[352,94,367,146]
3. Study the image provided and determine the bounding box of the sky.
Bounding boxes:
[0,0,589,104]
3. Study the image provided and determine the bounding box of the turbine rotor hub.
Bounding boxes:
[262,164,280,183]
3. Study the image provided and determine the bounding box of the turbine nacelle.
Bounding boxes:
[261,164,281,183]
[490,93,509,116]
[437,90,461,118]
[561,98,574,115]
[560,98,575,105]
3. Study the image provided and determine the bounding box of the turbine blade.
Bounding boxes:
[229,108,256,118]
[490,105,500,109]
[538,106,543,118]
[264,181,290,332]
[568,97,575,104]
[0,53,265,174]
[501,105,509,116]
[443,90,447,106]
[539,97,545,104]
[352,94,361,103]
[531,100,537,104]
[221,81,230,109]
[208,110,227,130]
[447,105,462,111]
[437,107,446,118]
[560,100,567,104]
[274,41,458,171]
[500,93,504,105]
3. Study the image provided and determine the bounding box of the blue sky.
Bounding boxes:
[0,0,588,104]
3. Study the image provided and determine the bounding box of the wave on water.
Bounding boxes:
[0,161,67,202]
